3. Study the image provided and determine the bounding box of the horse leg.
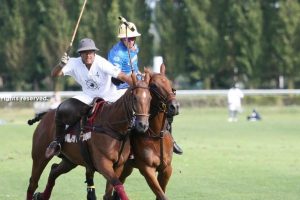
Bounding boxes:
[85,168,96,200]
[139,166,168,200]
[103,181,115,200]
[103,164,129,200]
[107,160,134,200]
[26,158,51,200]
[94,160,129,200]
[34,158,77,200]
[157,165,172,193]
[119,160,134,184]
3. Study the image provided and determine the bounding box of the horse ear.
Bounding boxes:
[144,71,150,84]
[131,73,137,86]
[144,67,153,77]
[160,63,166,75]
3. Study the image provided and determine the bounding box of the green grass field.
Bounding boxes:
[0,106,300,200]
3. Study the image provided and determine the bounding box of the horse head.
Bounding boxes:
[130,72,152,133]
[145,64,180,117]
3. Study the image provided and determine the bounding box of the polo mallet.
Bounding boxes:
[66,0,88,55]
[118,16,135,32]
[118,16,135,76]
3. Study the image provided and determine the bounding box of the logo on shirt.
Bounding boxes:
[85,79,99,90]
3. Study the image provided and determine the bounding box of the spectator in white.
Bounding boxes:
[227,83,244,122]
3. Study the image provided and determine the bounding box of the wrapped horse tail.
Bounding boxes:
[27,111,47,125]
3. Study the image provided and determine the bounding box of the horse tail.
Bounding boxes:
[27,111,48,125]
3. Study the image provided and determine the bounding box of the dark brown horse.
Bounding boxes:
[26,73,152,200]
[104,64,180,200]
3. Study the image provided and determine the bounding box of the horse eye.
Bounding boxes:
[149,84,157,89]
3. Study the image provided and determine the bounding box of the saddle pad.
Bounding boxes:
[87,99,106,126]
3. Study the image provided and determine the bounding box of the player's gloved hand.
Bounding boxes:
[59,52,69,67]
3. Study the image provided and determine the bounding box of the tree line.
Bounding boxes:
[0,0,300,91]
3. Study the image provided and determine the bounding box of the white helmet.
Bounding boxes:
[117,22,141,38]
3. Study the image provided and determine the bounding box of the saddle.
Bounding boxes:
[64,97,106,142]
[86,97,106,127]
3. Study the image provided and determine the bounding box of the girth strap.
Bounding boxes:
[79,135,96,171]
[79,118,96,171]
[78,97,130,170]
[113,134,129,169]
[79,121,130,171]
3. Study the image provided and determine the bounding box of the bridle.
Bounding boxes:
[149,81,176,116]
[150,84,176,102]
[130,85,151,118]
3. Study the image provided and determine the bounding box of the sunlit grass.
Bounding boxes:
[0,106,300,200]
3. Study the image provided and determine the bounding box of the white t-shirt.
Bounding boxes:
[62,55,122,104]
[227,88,244,111]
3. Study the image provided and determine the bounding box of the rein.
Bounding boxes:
[144,80,176,138]
[85,84,151,138]
[150,84,176,104]
[149,81,176,120]
[144,76,176,170]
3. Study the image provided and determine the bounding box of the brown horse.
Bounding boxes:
[26,73,152,200]
[104,64,180,200]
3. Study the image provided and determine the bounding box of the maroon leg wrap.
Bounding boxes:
[114,184,129,200]
[42,181,55,200]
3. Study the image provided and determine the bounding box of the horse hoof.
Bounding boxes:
[33,192,43,200]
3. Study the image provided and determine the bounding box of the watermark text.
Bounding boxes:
[0,96,49,102]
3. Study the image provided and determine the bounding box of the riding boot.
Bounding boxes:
[167,117,183,155]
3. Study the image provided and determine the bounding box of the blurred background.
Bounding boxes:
[1,0,300,92]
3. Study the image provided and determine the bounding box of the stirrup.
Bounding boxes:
[173,142,183,155]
